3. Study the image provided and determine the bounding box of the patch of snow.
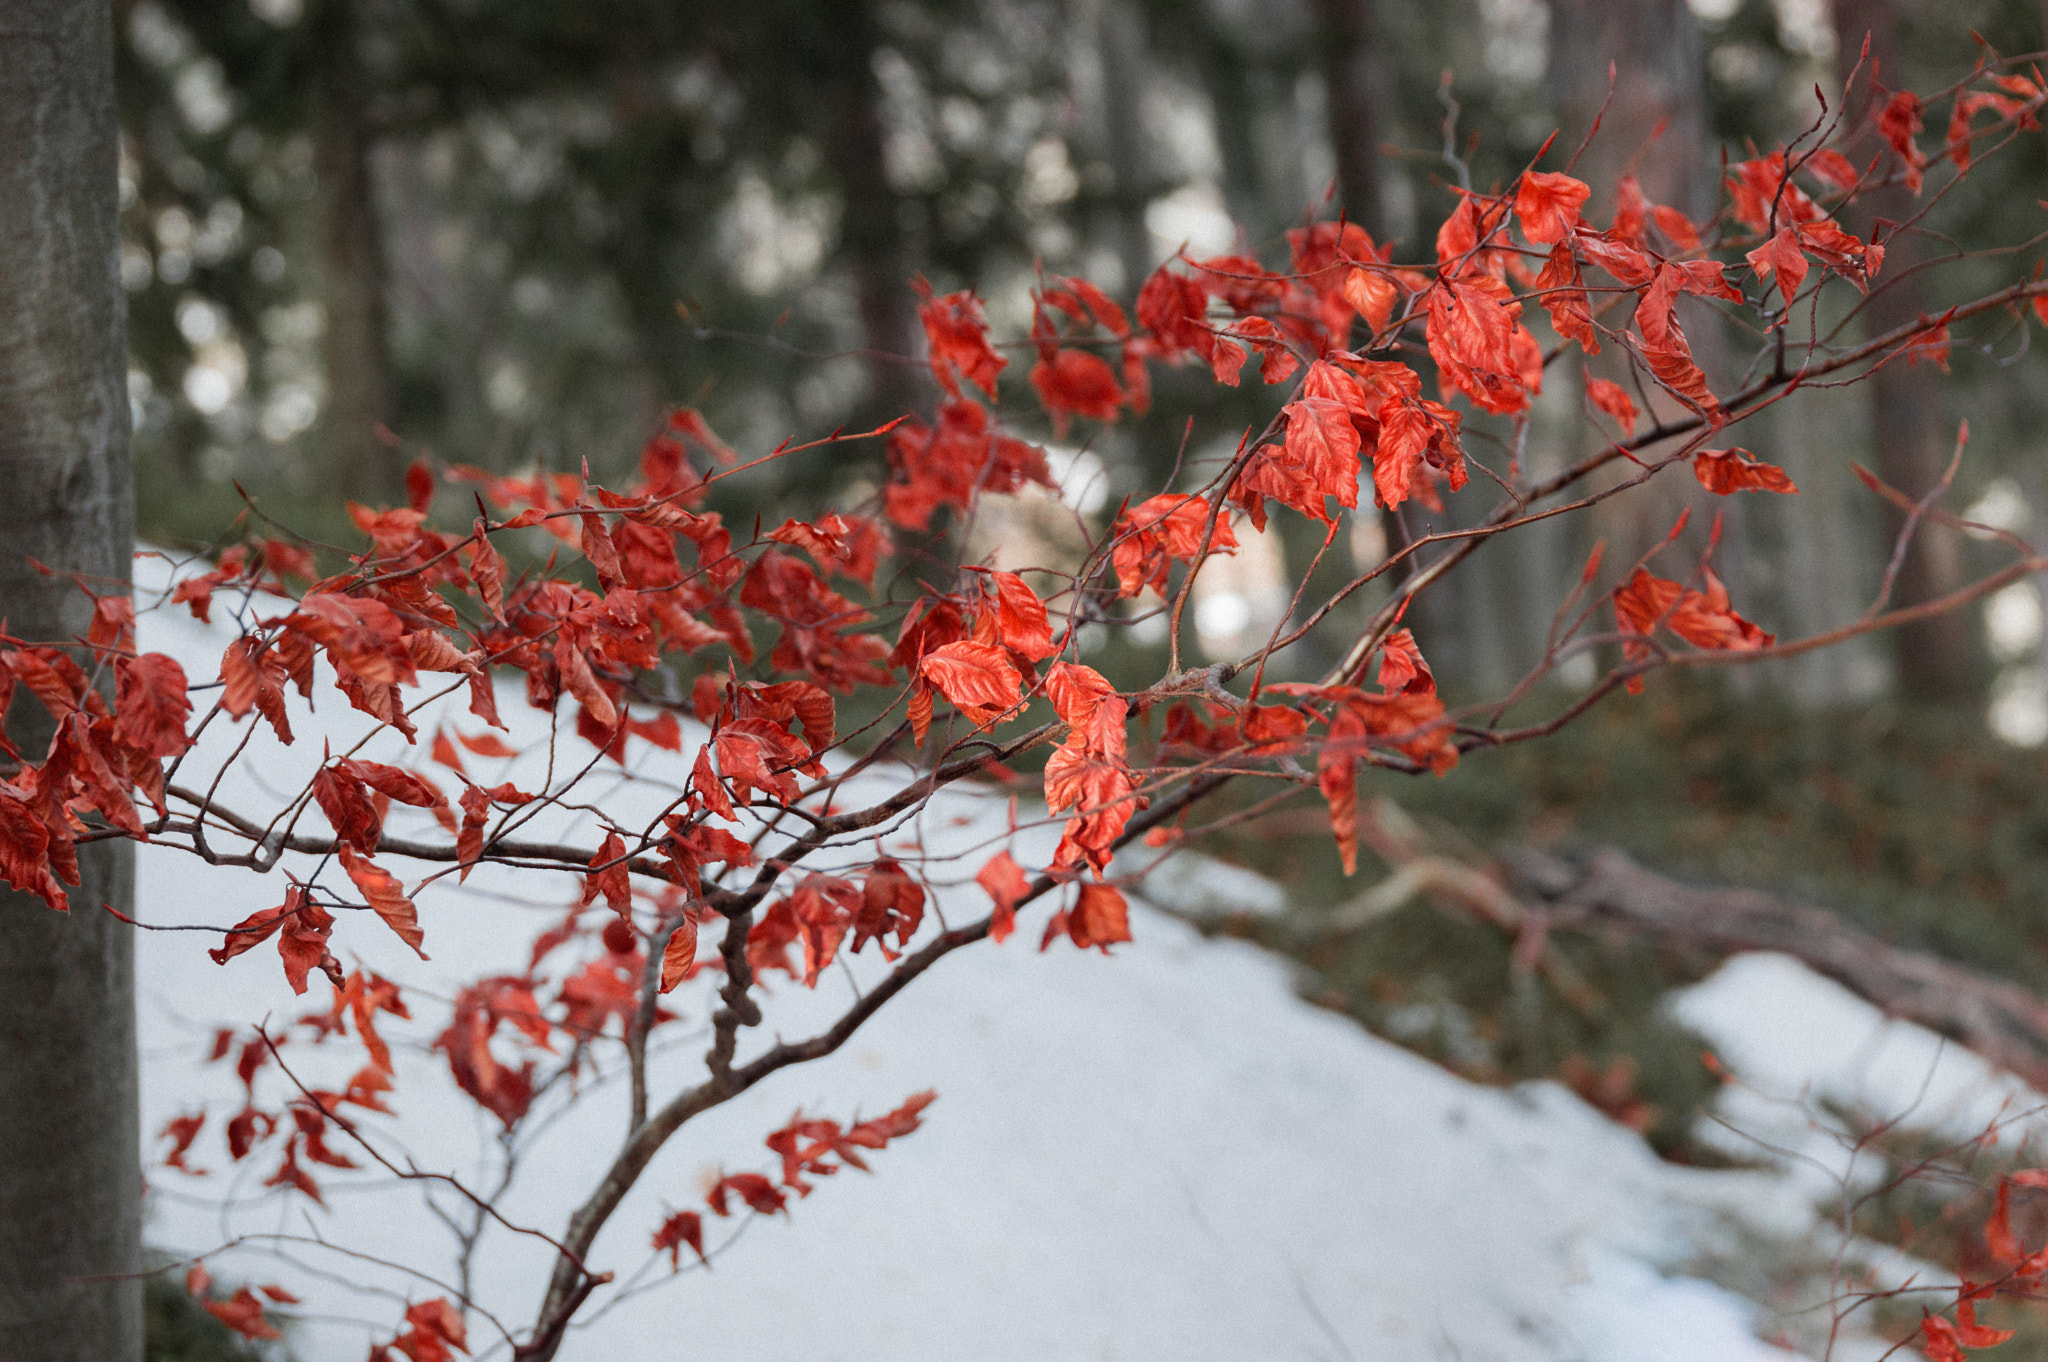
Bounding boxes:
[1121,848,1290,918]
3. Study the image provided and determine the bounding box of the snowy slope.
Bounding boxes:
[124,555,1957,1362]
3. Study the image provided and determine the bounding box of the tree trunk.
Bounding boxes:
[1832,0,1978,702]
[0,3,142,1358]
[1310,0,1426,671]
[1093,0,1157,296]
[820,3,923,424]
[314,0,400,505]
[1545,1,1735,680]
[1309,0,1384,239]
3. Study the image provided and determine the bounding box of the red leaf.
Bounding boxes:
[707,1171,787,1218]
[1614,567,1772,690]
[1030,348,1124,432]
[1514,170,1591,245]
[429,729,467,777]
[401,1298,469,1358]
[337,758,444,809]
[918,282,1006,399]
[160,1112,206,1173]
[405,460,435,514]
[277,890,338,994]
[1067,882,1132,952]
[1319,714,1360,876]
[1745,227,1809,308]
[453,729,519,759]
[1920,1316,1968,1362]
[976,850,1031,943]
[1956,1295,2015,1349]
[203,1288,281,1341]
[1879,91,1928,195]
[1535,242,1597,354]
[87,592,135,654]
[1341,267,1400,334]
[984,570,1056,661]
[1585,377,1638,435]
[583,831,631,915]
[1693,448,1797,495]
[115,653,192,758]
[0,790,70,912]
[1987,1178,2023,1263]
[652,1209,708,1269]
[1112,494,1237,599]
[1426,276,1533,416]
[1377,629,1435,695]
[338,845,428,959]
[313,764,382,853]
[219,639,292,745]
[659,913,698,992]
[918,641,1023,730]
[1278,397,1365,521]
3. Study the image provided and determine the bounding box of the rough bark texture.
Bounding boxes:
[1832,0,1978,702]
[0,2,143,1358]
[314,0,400,504]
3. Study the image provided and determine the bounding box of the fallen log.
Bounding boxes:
[1505,845,2048,1096]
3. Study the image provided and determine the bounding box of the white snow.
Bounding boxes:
[121,552,2006,1362]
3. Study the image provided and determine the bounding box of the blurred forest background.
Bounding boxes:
[115,2,2048,1350]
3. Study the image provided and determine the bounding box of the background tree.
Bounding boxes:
[0,1,142,1358]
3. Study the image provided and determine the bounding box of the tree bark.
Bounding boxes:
[819,3,923,423]
[0,2,143,1358]
[313,0,400,505]
[1309,0,1384,240]
[1093,0,1156,297]
[1832,0,1978,702]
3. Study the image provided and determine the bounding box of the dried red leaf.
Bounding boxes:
[1693,448,1797,495]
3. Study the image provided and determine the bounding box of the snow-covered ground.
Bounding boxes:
[126,555,2018,1362]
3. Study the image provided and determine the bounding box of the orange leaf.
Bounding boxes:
[976,850,1031,943]
[1745,227,1808,308]
[1067,882,1132,951]
[659,914,698,992]
[918,641,1023,730]
[1514,170,1591,245]
[583,830,631,915]
[1694,448,1797,495]
[338,845,428,959]
[1585,377,1638,435]
[984,570,1056,661]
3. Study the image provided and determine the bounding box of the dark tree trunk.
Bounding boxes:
[1547,1,1709,220]
[820,4,923,423]
[1833,0,1978,702]
[1309,0,1384,239]
[1095,0,1157,296]
[314,0,400,504]
[0,2,143,1358]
